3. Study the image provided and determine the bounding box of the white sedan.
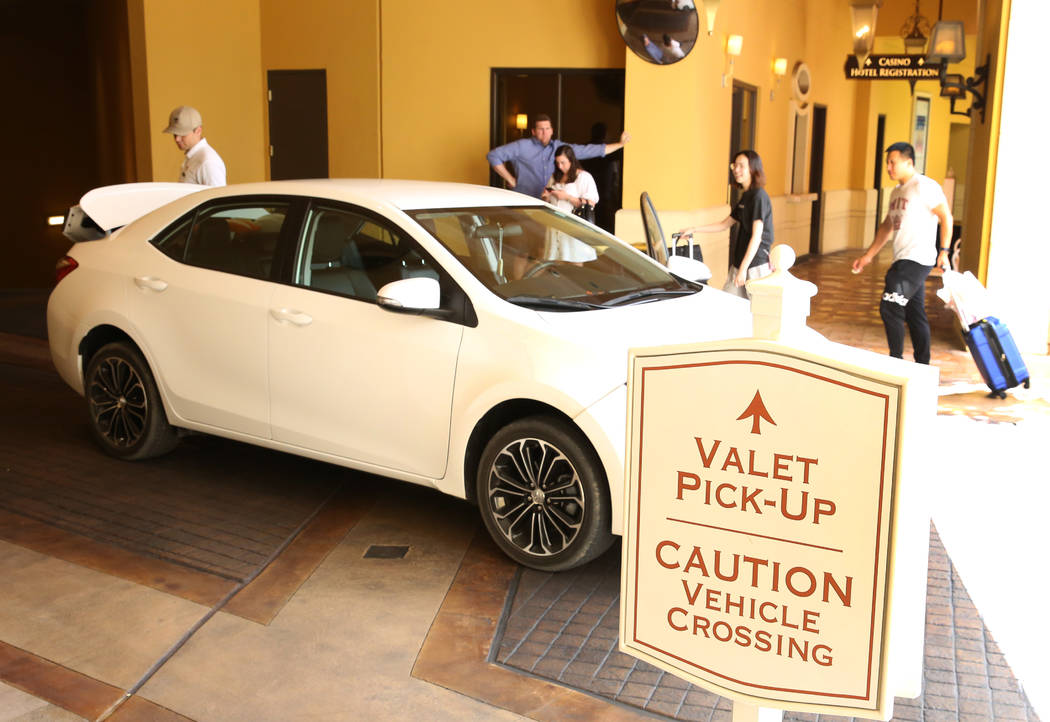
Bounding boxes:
[48,179,750,571]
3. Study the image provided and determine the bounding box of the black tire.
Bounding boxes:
[476,416,613,571]
[84,342,179,460]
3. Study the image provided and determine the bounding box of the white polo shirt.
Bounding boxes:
[887,173,947,266]
[181,138,227,186]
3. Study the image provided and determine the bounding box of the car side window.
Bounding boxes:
[296,206,439,301]
[152,216,193,260]
[152,202,291,280]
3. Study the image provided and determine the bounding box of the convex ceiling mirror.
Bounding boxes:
[792,62,812,107]
[616,0,699,66]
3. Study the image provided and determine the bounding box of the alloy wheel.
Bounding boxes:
[485,437,585,558]
[88,356,148,449]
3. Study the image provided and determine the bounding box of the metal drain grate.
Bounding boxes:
[363,544,409,559]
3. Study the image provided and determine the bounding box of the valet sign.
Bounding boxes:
[621,341,913,718]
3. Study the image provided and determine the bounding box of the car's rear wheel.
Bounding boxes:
[477,416,613,571]
[85,342,178,460]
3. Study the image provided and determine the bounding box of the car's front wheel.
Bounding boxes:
[84,342,179,460]
[477,416,613,571]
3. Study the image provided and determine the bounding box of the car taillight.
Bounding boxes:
[55,256,78,284]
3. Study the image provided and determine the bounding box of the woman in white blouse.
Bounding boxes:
[541,145,599,262]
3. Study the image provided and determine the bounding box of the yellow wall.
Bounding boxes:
[139,0,266,184]
[378,0,624,184]
[620,0,977,219]
[801,0,868,193]
[961,0,1006,279]
[258,0,621,182]
[622,0,865,211]
[132,0,1012,318]
[259,0,381,178]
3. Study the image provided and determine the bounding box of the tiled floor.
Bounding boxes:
[492,526,1039,721]
[0,288,47,339]
[423,250,1047,721]
[791,250,1047,424]
[0,363,343,581]
[0,249,1046,721]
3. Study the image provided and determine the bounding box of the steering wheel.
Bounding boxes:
[523,260,558,279]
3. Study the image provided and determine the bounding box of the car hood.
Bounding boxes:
[536,287,755,356]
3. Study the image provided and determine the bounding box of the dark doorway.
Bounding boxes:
[808,104,827,256]
[874,113,886,235]
[490,69,625,233]
[267,70,329,180]
[2,0,136,287]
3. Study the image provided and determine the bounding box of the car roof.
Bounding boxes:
[188,179,546,211]
[76,179,550,235]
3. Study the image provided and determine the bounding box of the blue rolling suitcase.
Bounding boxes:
[963,316,1031,398]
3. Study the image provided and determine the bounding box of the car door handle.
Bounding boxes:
[270,308,313,327]
[134,276,168,292]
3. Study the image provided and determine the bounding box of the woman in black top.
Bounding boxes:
[678,150,774,297]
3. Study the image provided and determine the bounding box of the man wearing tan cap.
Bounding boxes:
[162,105,226,186]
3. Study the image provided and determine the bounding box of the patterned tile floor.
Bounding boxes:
[0,288,47,339]
[1,252,1045,720]
[494,250,1045,721]
[494,527,1039,721]
[0,360,345,581]
[791,250,1048,424]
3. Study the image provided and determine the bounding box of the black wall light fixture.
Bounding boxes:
[925,17,991,122]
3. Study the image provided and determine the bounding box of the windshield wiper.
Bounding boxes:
[601,287,698,307]
[503,295,606,311]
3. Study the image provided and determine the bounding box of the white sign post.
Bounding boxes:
[621,247,936,720]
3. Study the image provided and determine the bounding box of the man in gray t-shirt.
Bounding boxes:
[852,142,951,364]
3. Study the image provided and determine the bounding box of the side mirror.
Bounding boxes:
[377,276,440,312]
[667,254,712,283]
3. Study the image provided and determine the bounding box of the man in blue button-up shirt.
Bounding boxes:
[486,114,631,198]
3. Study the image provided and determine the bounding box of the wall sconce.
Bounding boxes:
[701,0,720,36]
[928,19,964,61]
[849,0,882,65]
[770,57,787,100]
[939,74,967,98]
[47,215,64,227]
[722,34,743,88]
[514,113,528,136]
[927,20,990,122]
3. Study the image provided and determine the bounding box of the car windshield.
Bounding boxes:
[407,205,700,309]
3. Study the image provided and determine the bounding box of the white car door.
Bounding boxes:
[267,204,462,478]
[129,200,294,438]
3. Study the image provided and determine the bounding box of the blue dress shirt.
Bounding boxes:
[486,137,607,199]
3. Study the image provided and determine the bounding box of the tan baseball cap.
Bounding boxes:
[162,106,203,135]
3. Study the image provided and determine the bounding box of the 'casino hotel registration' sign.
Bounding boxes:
[844,54,942,80]
[620,341,925,718]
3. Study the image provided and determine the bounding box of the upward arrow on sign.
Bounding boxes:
[737,391,776,435]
